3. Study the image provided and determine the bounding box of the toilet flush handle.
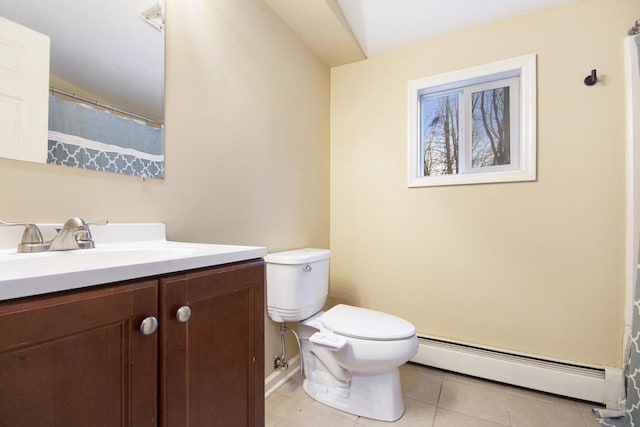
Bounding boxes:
[303,265,312,272]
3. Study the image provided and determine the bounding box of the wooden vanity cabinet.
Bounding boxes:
[0,259,265,427]
[159,259,265,427]
[0,279,159,427]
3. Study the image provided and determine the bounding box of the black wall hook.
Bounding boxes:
[584,69,598,86]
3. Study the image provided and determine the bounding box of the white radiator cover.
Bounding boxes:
[411,336,623,409]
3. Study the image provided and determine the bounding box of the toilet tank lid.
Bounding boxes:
[321,304,416,340]
[264,248,330,264]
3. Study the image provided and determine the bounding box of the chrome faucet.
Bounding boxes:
[0,218,108,253]
[48,217,107,251]
[0,220,47,253]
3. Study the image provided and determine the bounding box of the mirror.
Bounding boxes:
[0,0,165,179]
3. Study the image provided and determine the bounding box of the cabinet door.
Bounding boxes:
[0,280,158,427]
[160,260,265,427]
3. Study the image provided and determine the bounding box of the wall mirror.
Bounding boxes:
[0,0,165,179]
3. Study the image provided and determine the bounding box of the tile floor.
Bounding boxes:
[266,362,604,427]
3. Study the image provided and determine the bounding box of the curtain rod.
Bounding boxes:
[49,87,163,127]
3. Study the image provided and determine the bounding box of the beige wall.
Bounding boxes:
[1,0,634,377]
[330,0,636,367]
[0,0,330,376]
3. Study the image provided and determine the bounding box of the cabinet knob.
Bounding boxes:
[176,306,192,323]
[140,316,159,335]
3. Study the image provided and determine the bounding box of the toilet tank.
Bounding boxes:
[264,248,330,323]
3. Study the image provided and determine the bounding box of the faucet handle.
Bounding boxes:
[0,220,46,253]
[80,219,109,240]
[85,219,109,226]
[72,218,108,249]
[59,217,108,229]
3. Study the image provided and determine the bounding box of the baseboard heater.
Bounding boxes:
[411,336,620,406]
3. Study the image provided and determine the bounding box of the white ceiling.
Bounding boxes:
[266,0,581,65]
[0,0,164,120]
[336,0,580,57]
[338,0,578,56]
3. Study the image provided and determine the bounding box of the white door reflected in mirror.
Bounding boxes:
[0,17,49,163]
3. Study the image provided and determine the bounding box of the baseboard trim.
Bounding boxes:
[411,336,622,407]
[265,355,301,398]
[263,338,624,408]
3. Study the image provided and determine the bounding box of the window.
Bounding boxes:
[407,54,536,187]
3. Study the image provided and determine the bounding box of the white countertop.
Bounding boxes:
[0,223,267,301]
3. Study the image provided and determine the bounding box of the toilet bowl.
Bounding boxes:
[314,304,418,373]
[264,248,418,422]
[298,305,418,421]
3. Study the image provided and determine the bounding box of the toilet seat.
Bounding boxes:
[320,304,416,341]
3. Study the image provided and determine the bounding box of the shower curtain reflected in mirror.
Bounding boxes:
[47,96,165,179]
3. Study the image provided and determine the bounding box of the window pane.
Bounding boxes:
[420,92,459,176]
[471,87,510,168]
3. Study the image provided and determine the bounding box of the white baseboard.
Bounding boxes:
[265,355,301,398]
[263,338,624,409]
[411,336,623,408]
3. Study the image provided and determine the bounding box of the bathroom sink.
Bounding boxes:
[0,223,267,301]
[1,242,207,279]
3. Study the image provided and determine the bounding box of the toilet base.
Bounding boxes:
[302,368,405,422]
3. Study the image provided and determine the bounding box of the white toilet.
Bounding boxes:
[265,248,418,422]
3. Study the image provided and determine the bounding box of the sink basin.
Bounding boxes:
[0,242,202,279]
[0,224,267,301]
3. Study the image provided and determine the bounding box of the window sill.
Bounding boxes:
[408,169,536,188]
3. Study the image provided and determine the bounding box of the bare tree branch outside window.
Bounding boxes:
[471,87,511,167]
[420,93,459,176]
[420,86,511,176]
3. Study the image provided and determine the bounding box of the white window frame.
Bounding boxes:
[407,54,536,187]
